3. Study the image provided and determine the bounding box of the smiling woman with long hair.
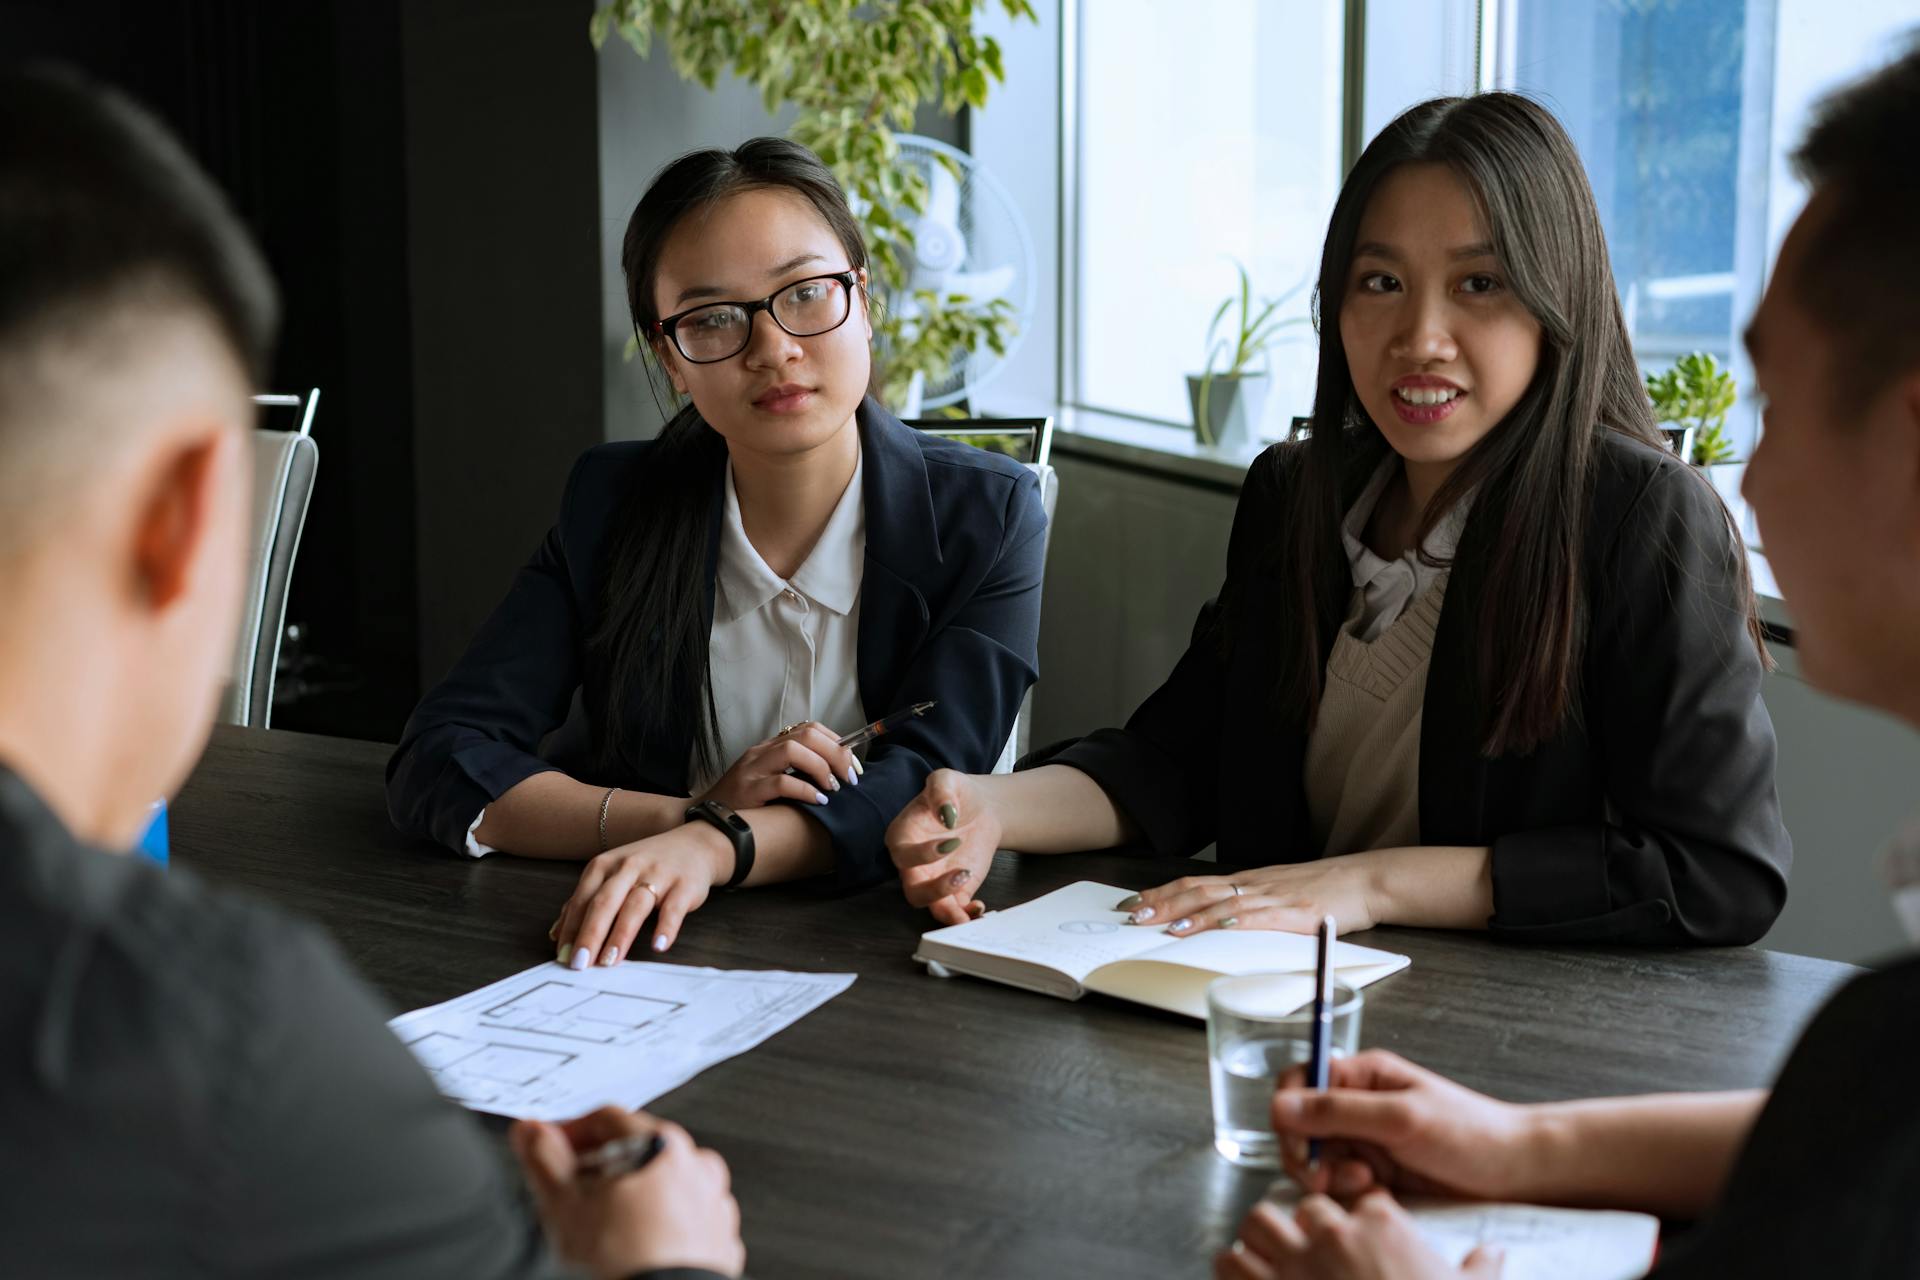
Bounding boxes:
[387,138,1046,965]
[888,93,1789,946]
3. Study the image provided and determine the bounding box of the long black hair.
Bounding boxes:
[1260,93,1765,756]
[588,137,868,782]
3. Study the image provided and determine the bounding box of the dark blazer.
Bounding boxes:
[386,399,1047,889]
[1050,431,1790,945]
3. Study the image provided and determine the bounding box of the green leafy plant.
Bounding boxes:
[592,0,1036,408]
[1646,351,1739,466]
[1192,261,1309,445]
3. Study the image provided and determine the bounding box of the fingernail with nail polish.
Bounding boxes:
[1219,916,1239,929]
[556,942,570,964]
[568,946,590,971]
[1131,907,1156,923]
[651,935,669,953]
[828,776,840,792]
[950,869,971,888]
[1169,918,1192,933]
[1115,894,1142,912]
[601,947,620,965]
[848,767,859,787]
[815,790,830,805]
[939,802,959,830]
[938,838,961,854]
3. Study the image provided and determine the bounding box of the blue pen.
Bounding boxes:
[1306,914,1336,1170]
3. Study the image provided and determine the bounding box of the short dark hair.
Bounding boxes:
[0,63,277,389]
[1789,36,1920,404]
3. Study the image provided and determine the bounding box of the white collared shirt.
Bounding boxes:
[697,450,867,794]
[463,449,867,856]
[1339,458,1473,643]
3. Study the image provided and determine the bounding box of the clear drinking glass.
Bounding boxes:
[1205,975,1362,1169]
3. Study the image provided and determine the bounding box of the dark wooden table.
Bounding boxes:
[173,726,1858,1280]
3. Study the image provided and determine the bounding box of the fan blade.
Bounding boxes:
[941,265,1016,303]
[926,160,962,229]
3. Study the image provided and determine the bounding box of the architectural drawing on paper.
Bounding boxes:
[403,1030,576,1107]
[480,979,687,1044]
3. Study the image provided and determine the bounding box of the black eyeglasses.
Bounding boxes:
[648,269,863,364]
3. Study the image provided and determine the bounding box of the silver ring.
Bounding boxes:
[1230,884,1243,897]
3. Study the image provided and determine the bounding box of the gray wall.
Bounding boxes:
[1036,449,1917,966]
[403,0,606,687]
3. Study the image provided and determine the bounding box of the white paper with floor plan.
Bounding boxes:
[389,960,855,1121]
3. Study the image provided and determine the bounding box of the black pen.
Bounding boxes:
[576,1131,667,1179]
[1306,914,1336,1171]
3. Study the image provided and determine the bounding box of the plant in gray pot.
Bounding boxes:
[1647,351,1753,540]
[1187,262,1306,449]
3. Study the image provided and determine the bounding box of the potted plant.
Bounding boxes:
[1646,351,1738,465]
[1188,262,1306,449]
[1646,350,1750,534]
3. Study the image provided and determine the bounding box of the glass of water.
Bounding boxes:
[1206,974,1363,1168]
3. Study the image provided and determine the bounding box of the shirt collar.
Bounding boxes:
[714,448,865,623]
[1339,456,1473,590]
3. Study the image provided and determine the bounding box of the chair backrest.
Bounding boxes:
[220,390,319,729]
[902,417,1058,774]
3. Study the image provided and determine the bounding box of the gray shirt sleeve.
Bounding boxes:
[206,919,571,1280]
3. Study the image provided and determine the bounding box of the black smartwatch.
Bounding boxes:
[685,799,755,888]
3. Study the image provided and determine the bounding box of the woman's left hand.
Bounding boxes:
[1215,1191,1503,1280]
[1127,854,1383,937]
[552,821,731,967]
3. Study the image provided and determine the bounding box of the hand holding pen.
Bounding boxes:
[509,1108,745,1278]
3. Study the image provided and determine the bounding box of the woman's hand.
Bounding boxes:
[510,1106,744,1280]
[554,821,732,965]
[1272,1049,1537,1204]
[697,721,858,812]
[885,768,998,926]
[1125,855,1384,937]
[1215,1190,1502,1280]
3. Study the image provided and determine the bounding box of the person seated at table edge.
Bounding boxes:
[384,136,1045,967]
[889,90,1788,948]
[0,63,740,1280]
[1217,42,1920,1280]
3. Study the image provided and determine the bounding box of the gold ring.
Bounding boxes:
[640,882,658,897]
[776,721,807,738]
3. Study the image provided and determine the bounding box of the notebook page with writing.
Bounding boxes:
[1264,1186,1659,1280]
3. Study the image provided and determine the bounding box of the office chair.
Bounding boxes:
[220,389,319,729]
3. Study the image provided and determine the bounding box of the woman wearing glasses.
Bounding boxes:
[387,138,1045,963]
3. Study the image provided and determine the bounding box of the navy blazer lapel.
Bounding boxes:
[854,398,936,713]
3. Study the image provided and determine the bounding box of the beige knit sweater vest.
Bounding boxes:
[1304,579,1448,857]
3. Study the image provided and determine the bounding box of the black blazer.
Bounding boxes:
[1051,432,1790,945]
[386,399,1047,889]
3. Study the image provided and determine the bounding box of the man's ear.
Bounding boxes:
[130,429,229,612]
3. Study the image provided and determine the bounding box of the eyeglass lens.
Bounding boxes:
[674,275,851,363]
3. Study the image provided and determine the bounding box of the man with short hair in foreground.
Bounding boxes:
[0,64,743,1280]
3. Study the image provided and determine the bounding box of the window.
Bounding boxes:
[1061,0,1915,451]
[1489,0,1912,456]
[1070,0,1347,435]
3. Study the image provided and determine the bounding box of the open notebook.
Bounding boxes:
[915,881,1410,1019]
[1263,1184,1660,1280]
